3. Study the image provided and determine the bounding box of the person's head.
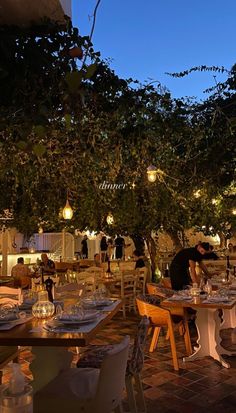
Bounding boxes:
[41,253,48,263]
[196,242,210,255]
[94,253,100,261]
[17,257,24,264]
[228,242,233,251]
[133,250,142,259]
[83,235,88,240]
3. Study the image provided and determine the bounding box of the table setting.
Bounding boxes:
[43,309,107,334]
[0,303,33,331]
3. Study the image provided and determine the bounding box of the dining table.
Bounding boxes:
[0,298,122,393]
[162,294,236,368]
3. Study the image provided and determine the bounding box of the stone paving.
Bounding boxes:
[2,313,236,412]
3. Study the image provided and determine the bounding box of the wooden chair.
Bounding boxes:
[76,272,97,294]
[110,271,137,318]
[136,295,192,371]
[34,336,130,413]
[136,267,148,295]
[77,317,150,413]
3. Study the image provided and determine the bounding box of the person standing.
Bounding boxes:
[100,236,108,262]
[169,242,213,290]
[81,235,88,258]
[115,235,125,259]
[107,238,114,260]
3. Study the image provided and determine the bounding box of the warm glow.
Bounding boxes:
[232,209,236,216]
[106,213,114,225]
[38,226,43,234]
[147,165,157,183]
[193,189,201,198]
[62,199,73,220]
[86,230,97,240]
[212,198,217,205]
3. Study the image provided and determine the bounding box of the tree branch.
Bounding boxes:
[82,0,102,68]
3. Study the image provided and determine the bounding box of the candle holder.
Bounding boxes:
[32,291,55,319]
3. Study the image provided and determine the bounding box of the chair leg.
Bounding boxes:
[134,373,146,413]
[149,326,161,352]
[168,323,179,371]
[183,320,192,356]
[125,375,137,413]
[165,327,170,340]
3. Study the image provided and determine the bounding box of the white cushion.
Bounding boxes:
[38,368,100,400]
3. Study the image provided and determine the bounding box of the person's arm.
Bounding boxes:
[189,260,200,284]
[198,261,212,278]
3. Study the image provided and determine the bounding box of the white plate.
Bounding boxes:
[56,310,99,325]
[95,299,113,307]
[55,316,98,325]
[206,296,231,302]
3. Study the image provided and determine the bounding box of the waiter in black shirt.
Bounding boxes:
[169,242,213,290]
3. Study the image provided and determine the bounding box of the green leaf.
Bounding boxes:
[65,71,82,93]
[34,125,45,137]
[64,114,72,128]
[17,141,28,150]
[85,63,97,79]
[33,143,46,157]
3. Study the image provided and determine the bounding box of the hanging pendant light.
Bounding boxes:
[147,165,157,182]
[62,199,73,220]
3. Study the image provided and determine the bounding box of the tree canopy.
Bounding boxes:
[0,20,236,262]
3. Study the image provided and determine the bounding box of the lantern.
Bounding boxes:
[147,165,157,183]
[62,199,73,220]
[106,213,114,225]
[32,291,55,319]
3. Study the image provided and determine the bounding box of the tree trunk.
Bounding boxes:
[218,232,226,249]
[166,229,183,252]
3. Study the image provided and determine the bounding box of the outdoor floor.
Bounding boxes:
[2,313,236,413]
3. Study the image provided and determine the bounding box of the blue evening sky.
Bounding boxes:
[72,0,236,100]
